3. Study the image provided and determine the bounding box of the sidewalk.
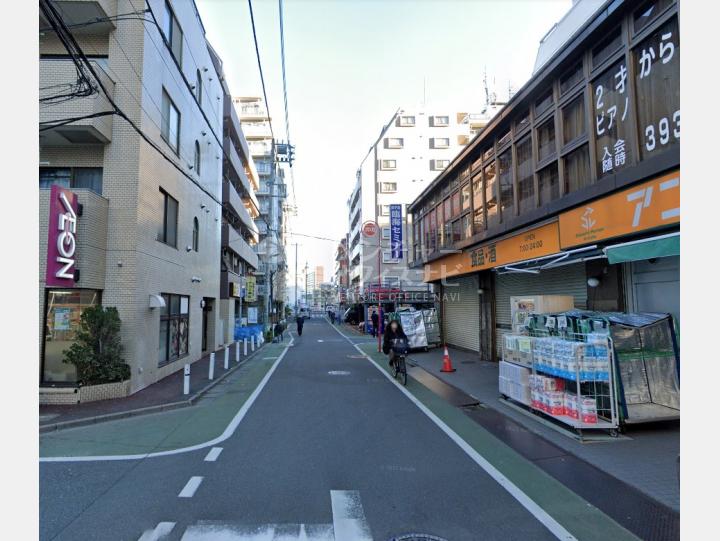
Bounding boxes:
[39,338,271,431]
[408,346,680,512]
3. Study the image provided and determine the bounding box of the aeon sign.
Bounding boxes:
[46,185,78,287]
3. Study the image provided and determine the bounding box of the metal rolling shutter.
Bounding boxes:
[443,274,480,352]
[495,263,588,358]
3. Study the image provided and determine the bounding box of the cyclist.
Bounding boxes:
[382,319,408,367]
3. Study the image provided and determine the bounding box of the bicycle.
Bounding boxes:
[390,338,409,386]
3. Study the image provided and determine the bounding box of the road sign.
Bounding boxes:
[362,221,378,237]
[390,204,402,259]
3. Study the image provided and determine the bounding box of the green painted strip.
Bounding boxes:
[357,343,639,541]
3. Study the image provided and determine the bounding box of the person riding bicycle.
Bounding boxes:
[382,319,408,367]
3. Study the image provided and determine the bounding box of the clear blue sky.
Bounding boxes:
[196,0,572,286]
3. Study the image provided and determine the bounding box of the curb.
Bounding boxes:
[39,342,269,434]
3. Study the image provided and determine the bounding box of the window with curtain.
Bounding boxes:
[472,173,483,210]
[484,162,498,230]
[562,95,586,145]
[452,191,461,216]
[538,163,559,206]
[498,149,514,221]
[563,144,590,194]
[40,167,103,194]
[452,219,461,243]
[461,183,471,211]
[516,136,534,214]
[462,214,472,239]
[158,188,178,247]
[536,118,556,162]
[435,204,444,247]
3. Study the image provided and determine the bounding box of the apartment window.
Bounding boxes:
[380,160,396,170]
[498,149,514,221]
[516,110,530,132]
[560,61,584,95]
[430,115,449,127]
[159,293,189,366]
[497,129,512,148]
[562,95,586,146]
[516,136,534,214]
[443,197,451,221]
[192,217,199,252]
[452,219,461,243]
[633,0,674,33]
[194,140,201,173]
[163,1,183,64]
[563,144,591,194]
[381,227,391,239]
[430,137,450,149]
[472,174,483,226]
[473,207,484,234]
[431,159,450,171]
[535,89,554,116]
[161,89,181,154]
[451,191,461,217]
[429,210,437,253]
[484,162,498,230]
[435,205,444,247]
[158,189,179,247]
[196,69,202,105]
[385,137,404,149]
[461,183,471,211]
[382,251,399,263]
[462,214,472,240]
[379,205,390,216]
[39,167,103,194]
[536,118,556,162]
[380,182,398,193]
[592,27,622,69]
[398,115,416,127]
[538,163,559,206]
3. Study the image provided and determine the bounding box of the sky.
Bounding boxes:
[196,0,572,292]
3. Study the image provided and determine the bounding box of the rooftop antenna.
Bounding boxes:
[483,67,490,107]
[422,76,426,108]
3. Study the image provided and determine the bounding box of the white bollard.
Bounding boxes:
[235,341,240,362]
[209,352,215,380]
[243,338,248,356]
[251,335,255,351]
[224,346,229,369]
[183,363,190,395]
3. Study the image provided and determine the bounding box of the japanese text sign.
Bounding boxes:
[390,204,403,259]
[245,276,257,302]
[46,184,78,288]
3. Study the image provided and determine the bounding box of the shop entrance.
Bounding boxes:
[628,256,680,327]
[202,298,213,352]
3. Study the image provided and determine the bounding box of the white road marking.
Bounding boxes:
[317,339,324,342]
[204,447,223,462]
[179,476,203,498]
[330,490,373,541]
[179,522,335,540]
[138,521,176,541]
[330,323,577,541]
[327,371,350,376]
[41,338,295,462]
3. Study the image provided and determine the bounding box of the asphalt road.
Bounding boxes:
[40,319,563,541]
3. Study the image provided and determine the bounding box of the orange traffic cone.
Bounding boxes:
[440,345,456,373]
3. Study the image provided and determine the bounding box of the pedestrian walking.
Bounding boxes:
[329,310,336,324]
[274,321,284,342]
[296,314,305,336]
[370,310,379,338]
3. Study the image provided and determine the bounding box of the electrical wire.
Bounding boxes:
[247,0,275,143]
[278,0,297,210]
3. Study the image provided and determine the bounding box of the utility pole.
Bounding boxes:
[294,243,298,313]
[304,261,309,309]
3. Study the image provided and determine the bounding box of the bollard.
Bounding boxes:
[243,338,247,356]
[224,346,229,369]
[183,363,190,395]
[209,352,215,380]
[251,335,255,351]
[235,341,240,362]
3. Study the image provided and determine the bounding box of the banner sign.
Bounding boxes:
[559,170,680,248]
[247,307,258,324]
[245,276,257,302]
[390,204,402,259]
[46,185,79,288]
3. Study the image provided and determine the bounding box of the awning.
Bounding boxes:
[495,245,604,274]
[603,232,679,264]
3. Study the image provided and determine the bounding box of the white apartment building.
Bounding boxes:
[39,0,242,399]
[346,107,485,303]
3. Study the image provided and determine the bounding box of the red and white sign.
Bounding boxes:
[46,184,78,287]
[362,221,378,237]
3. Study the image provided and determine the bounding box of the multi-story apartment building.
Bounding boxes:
[207,47,260,343]
[409,0,680,361]
[334,238,349,306]
[235,97,288,325]
[346,106,488,312]
[39,0,241,399]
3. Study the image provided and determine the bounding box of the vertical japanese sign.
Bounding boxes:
[46,184,78,288]
[245,276,256,302]
[593,58,631,177]
[634,17,679,160]
[390,204,402,260]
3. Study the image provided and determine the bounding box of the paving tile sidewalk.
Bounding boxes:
[39,338,273,429]
[408,345,680,512]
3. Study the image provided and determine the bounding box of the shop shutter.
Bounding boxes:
[443,274,480,352]
[495,263,587,358]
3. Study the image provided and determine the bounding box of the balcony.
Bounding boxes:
[40,0,117,34]
[223,135,259,210]
[223,94,258,189]
[222,223,258,269]
[39,59,114,145]
[237,102,268,121]
[241,122,272,139]
[223,182,259,241]
[249,141,273,158]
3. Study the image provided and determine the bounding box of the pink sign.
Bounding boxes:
[45,184,79,287]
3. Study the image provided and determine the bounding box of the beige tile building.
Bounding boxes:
[39,0,254,400]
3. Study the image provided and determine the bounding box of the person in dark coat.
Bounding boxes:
[370,310,379,337]
[296,314,304,336]
[382,319,408,367]
[274,321,284,342]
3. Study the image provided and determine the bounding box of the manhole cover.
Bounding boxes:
[328,370,351,376]
[388,535,448,541]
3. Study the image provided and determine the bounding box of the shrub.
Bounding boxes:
[62,305,130,385]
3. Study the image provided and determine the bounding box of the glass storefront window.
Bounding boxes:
[159,293,190,366]
[42,289,101,384]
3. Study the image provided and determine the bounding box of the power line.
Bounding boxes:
[247,0,275,143]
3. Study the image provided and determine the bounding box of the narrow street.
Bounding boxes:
[40,319,635,541]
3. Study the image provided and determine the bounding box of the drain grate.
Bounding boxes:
[388,535,448,541]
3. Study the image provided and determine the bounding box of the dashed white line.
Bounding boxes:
[137,521,175,541]
[178,476,203,498]
[204,447,223,462]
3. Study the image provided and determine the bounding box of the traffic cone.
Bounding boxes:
[440,345,456,373]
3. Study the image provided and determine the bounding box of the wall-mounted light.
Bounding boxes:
[186,245,192,252]
[191,276,202,283]
[200,203,207,209]
[587,277,600,288]
[201,131,207,136]
[117,261,123,267]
